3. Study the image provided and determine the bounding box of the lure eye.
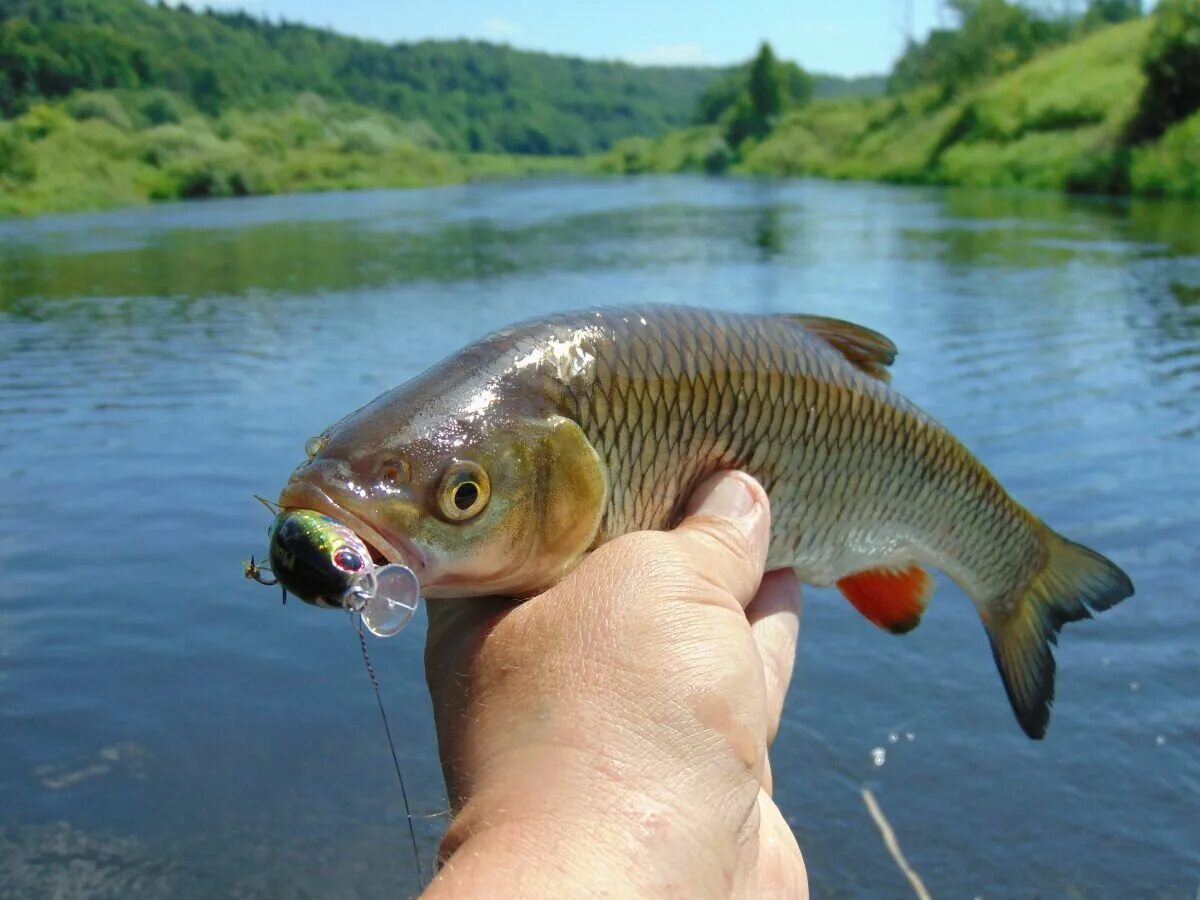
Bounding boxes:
[333,548,364,572]
[436,460,490,522]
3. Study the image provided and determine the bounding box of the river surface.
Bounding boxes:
[0,176,1197,898]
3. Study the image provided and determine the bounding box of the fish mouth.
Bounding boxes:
[277,482,428,577]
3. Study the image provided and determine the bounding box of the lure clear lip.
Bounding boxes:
[346,563,423,637]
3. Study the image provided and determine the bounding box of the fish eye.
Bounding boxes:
[304,435,325,460]
[437,461,490,522]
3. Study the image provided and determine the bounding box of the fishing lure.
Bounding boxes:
[247,507,422,637]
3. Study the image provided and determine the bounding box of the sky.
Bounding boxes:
[197,0,956,77]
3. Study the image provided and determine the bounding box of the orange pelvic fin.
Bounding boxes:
[837,564,935,634]
[785,315,898,382]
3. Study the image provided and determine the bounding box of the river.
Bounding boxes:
[0,176,1196,897]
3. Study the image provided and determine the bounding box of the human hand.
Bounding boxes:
[422,471,807,898]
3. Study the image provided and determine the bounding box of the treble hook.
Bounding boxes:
[243,555,278,586]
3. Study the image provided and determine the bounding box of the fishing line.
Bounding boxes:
[351,611,425,891]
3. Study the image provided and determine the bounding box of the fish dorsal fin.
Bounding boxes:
[785,315,897,382]
[837,564,935,634]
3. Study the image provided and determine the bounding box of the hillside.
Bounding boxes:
[0,0,887,216]
[600,14,1200,199]
[0,0,725,155]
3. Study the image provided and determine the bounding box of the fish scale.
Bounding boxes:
[280,305,1133,737]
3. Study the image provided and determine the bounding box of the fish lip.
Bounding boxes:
[277,481,429,577]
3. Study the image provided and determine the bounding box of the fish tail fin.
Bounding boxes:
[983,526,1133,740]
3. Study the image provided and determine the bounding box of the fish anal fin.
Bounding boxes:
[838,564,935,634]
[785,315,898,382]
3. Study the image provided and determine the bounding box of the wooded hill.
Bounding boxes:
[0,0,877,155]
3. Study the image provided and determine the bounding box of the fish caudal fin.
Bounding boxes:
[838,564,935,634]
[984,528,1134,739]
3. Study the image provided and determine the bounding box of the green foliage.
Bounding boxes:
[0,121,37,183]
[65,91,132,130]
[598,127,733,175]
[1130,110,1200,196]
[0,0,723,155]
[889,0,1070,97]
[696,45,814,129]
[693,42,813,151]
[1082,0,1142,31]
[137,89,189,126]
[748,43,787,127]
[1127,0,1200,142]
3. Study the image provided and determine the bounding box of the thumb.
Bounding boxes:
[672,470,772,609]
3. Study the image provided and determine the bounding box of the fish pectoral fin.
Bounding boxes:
[783,315,898,382]
[837,564,935,634]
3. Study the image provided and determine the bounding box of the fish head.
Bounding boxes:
[267,508,373,608]
[279,398,607,599]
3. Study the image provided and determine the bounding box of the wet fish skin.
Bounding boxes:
[280,306,1132,738]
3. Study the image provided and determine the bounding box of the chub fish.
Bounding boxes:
[276,306,1133,738]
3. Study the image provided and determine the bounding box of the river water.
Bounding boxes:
[0,176,1196,897]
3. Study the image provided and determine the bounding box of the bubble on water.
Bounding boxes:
[905,732,915,742]
[1130,680,1140,692]
[888,732,899,744]
[1155,735,1166,746]
[1101,657,1111,667]
[871,747,886,767]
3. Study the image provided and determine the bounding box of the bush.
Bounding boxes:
[66,92,133,131]
[0,125,37,183]
[338,119,395,155]
[157,152,274,199]
[139,90,189,126]
[1130,110,1200,195]
[17,104,73,140]
[1128,0,1200,141]
[138,123,226,166]
[393,119,442,149]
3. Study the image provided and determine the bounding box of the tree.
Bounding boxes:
[1127,0,1200,142]
[747,42,785,130]
[1082,0,1141,28]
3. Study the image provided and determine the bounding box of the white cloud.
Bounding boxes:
[481,16,520,40]
[625,43,710,66]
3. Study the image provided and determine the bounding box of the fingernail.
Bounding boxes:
[688,471,757,519]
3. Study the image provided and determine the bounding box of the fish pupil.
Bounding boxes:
[454,481,479,511]
[333,548,364,572]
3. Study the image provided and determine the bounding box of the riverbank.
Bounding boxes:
[0,93,587,218]
[599,18,1200,200]
[3,17,1197,218]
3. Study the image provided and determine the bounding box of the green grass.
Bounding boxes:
[0,92,584,217]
